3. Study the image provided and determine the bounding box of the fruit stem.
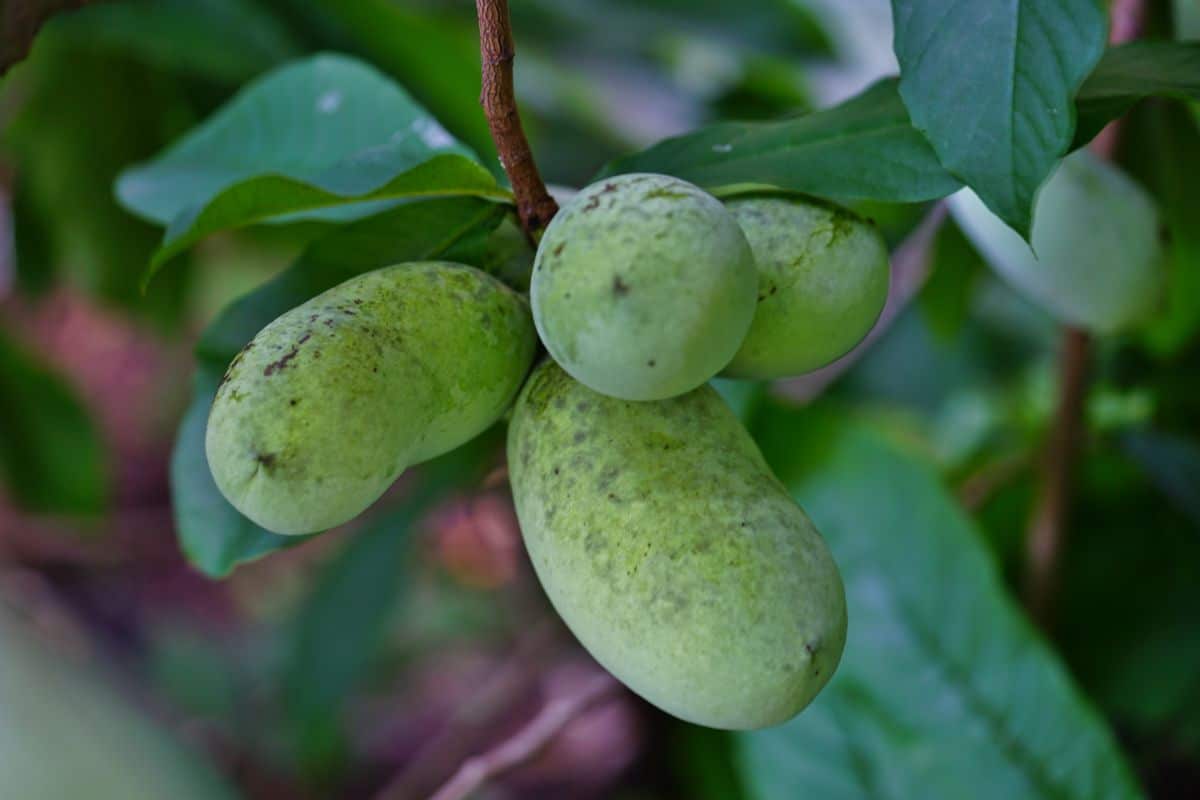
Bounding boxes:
[1021,0,1145,628]
[475,0,559,241]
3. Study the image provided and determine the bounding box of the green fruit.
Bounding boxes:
[950,150,1164,333]
[531,173,756,401]
[508,361,847,729]
[723,194,890,378]
[206,262,536,535]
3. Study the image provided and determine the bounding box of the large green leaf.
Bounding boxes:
[891,0,1107,237]
[0,329,105,515]
[170,197,506,578]
[1074,42,1200,147]
[282,428,501,776]
[116,53,509,284]
[48,0,300,84]
[597,79,961,204]
[737,404,1142,800]
[0,604,237,799]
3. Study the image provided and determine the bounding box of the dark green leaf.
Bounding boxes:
[1075,42,1200,147]
[1121,429,1200,530]
[892,0,1106,237]
[918,218,986,342]
[4,33,194,326]
[48,0,301,84]
[597,79,961,205]
[115,53,509,284]
[170,197,505,577]
[196,197,507,368]
[0,329,105,515]
[737,404,1142,800]
[282,429,501,776]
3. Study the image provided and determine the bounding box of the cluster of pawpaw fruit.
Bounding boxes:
[206,172,890,729]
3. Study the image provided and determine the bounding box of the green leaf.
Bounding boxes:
[0,604,237,799]
[170,197,506,577]
[892,0,1107,237]
[115,53,509,285]
[282,429,501,776]
[597,79,961,205]
[4,32,195,327]
[196,196,507,368]
[0,329,105,515]
[1074,42,1200,147]
[918,218,986,342]
[737,404,1142,800]
[48,0,301,84]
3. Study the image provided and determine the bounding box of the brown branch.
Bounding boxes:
[475,0,558,239]
[1,0,95,77]
[1023,328,1091,625]
[427,672,620,800]
[1021,0,1145,627]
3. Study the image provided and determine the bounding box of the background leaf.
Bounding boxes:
[0,328,105,515]
[170,197,506,577]
[1074,42,1200,147]
[0,603,238,799]
[115,53,508,282]
[597,79,961,204]
[736,404,1143,800]
[891,0,1107,237]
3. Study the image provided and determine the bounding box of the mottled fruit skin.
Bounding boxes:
[531,173,756,401]
[508,361,847,729]
[723,194,889,378]
[207,262,536,535]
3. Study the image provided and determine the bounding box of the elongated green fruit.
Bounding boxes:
[723,193,890,378]
[509,361,847,729]
[206,262,536,535]
[532,173,756,401]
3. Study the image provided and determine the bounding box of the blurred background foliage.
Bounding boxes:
[0,0,1197,798]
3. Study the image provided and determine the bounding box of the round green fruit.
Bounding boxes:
[531,173,756,401]
[508,360,847,729]
[723,193,890,378]
[206,262,536,535]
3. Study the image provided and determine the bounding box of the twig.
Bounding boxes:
[1,0,94,77]
[1021,0,1145,627]
[371,624,557,799]
[1023,328,1091,624]
[475,0,558,240]
[427,672,620,800]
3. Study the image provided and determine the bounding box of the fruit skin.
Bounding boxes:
[949,149,1164,333]
[723,193,890,378]
[531,173,756,401]
[508,361,847,729]
[206,262,536,535]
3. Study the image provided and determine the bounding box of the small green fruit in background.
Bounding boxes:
[508,361,847,729]
[722,193,890,379]
[206,262,536,535]
[531,173,756,401]
[949,150,1165,333]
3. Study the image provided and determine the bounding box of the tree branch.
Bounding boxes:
[1022,0,1145,627]
[427,672,620,800]
[475,0,558,240]
[1,0,94,77]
